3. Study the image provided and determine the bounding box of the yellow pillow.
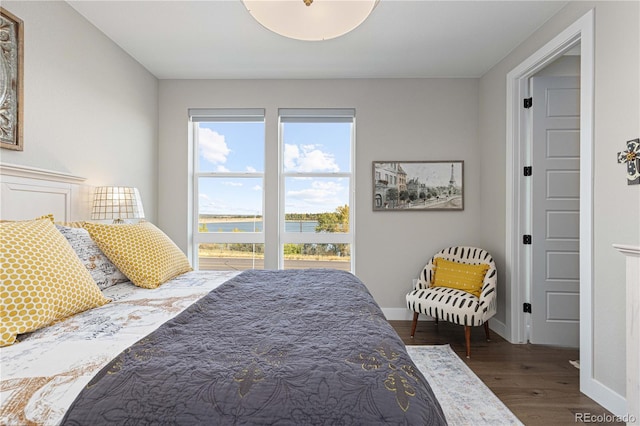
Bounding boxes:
[35,214,55,222]
[83,221,192,289]
[431,258,489,298]
[0,219,111,346]
[0,213,54,223]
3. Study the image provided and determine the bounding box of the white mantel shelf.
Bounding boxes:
[614,244,640,257]
[613,244,640,425]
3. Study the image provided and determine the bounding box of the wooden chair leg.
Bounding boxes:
[410,312,419,338]
[484,322,491,341]
[464,325,471,358]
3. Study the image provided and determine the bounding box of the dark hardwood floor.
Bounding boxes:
[390,320,623,426]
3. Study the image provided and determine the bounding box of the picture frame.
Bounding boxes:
[373,161,464,211]
[0,7,24,151]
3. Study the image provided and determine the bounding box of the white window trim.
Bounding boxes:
[278,109,356,271]
[189,108,266,270]
[189,108,355,272]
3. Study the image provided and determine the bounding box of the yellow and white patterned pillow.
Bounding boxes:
[432,258,489,298]
[83,221,192,289]
[0,219,111,347]
[0,213,55,223]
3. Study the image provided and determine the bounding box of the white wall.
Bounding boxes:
[158,78,481,315]
[479,0,639,399]
[5,0,637,405]
[0,1,159,221]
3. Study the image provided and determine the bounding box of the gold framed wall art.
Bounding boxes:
[0,8,24,151]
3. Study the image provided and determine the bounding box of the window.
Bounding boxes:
[190,108,265,271]
[190,108,355,272]
[279,109,355,271]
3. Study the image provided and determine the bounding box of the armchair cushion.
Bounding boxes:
[406,286,487,326]
[432,258,489,297]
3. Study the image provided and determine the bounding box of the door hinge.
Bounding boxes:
[523,303,532,313]
[524,97,533,109]
[523,234,532,245]
[524,166,532,176]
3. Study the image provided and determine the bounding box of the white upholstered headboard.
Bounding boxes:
[0,163,92,222]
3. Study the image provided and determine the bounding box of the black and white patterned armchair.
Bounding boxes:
[405,246,497,358]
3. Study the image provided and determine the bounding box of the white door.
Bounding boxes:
[530,76,580,347]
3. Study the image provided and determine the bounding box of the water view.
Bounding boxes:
[203,220,319,233]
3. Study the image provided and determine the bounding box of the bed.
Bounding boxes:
[0,165,447,425]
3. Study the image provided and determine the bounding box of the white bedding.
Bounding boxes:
[0,271,241,426]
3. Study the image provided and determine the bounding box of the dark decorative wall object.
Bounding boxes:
[0,8,24,151]
[617,138,640,185]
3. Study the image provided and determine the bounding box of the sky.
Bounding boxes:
[197,121,351,216]
[399,162,463,187]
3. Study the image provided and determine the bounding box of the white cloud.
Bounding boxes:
[246,166,257,173]
[224,181,243,187]
[197,196,227,214]
[252,185,262,191]
[283,144,299,170]
[199,128,230,164]
[286,180,345,208]
[284,143,339,172]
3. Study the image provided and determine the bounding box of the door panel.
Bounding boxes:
[547,129,580,157]
[547,211,579,239]
[547,170,580,198]
[530,76,580,347]
[547,88,580,116]
[547,292,580,320]
[547,251,580,279]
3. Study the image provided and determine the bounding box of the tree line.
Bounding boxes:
[200,205,350,258]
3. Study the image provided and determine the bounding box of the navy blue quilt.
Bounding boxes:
[62,269,446,425]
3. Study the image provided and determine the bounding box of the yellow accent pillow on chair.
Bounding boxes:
[432,257,489,298]
[0,219,111,347]
[83,221,192,289]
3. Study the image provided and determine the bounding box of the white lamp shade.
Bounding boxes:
[242,0,378,41]
[91,186,145,221]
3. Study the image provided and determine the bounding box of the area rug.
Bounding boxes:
[407,344,523,426]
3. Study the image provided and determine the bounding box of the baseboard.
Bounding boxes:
[581,375,627,418]
[488,317,508,341]
[382,308,433,321]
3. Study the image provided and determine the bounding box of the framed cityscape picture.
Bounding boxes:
[0,7,24,151]
[372,161,464,211]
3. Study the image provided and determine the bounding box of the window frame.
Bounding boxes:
[188,108,356,272]
[189,108,266,270]
[278,108,356,271]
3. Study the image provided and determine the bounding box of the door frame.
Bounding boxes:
[505,9,622,414]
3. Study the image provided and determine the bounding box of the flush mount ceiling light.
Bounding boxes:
[242,0,378,41]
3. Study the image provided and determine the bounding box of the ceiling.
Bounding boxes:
[67,0,569,80]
